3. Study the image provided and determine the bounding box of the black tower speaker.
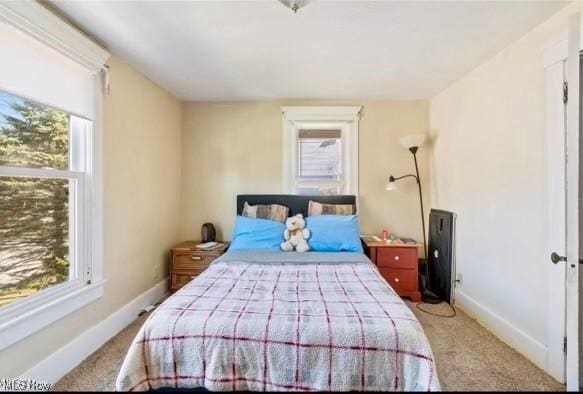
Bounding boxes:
[427,209,456,304]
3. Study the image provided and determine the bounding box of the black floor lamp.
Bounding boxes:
[386,134,440,303]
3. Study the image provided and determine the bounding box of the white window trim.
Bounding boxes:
[0,1,109,351]
[282,106,361,195]
[0,2,109,73]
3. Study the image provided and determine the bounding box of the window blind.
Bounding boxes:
[0,21,96,120]
[297,129,343,181]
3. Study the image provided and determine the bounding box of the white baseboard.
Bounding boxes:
[455,289,548,372]
[20,278,169,385]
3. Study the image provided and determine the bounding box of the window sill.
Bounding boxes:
[0,280,106,351]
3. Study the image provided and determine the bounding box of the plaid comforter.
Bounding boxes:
[116,252,439,391]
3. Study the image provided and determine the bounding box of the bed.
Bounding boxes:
[115,195,439,392]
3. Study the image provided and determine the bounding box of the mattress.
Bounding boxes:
[115,251,440,391]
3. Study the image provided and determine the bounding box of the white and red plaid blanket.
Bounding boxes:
[116,252,439,391]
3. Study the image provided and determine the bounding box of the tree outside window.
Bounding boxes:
[0,92,71,307]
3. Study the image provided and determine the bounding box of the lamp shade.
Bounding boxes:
[386,178,398,191]
[399,134,426,149]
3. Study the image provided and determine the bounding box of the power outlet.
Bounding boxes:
[455,272,463,287]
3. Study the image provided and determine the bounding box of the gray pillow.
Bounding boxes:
[308,200,355,216]
[242,201,289,223]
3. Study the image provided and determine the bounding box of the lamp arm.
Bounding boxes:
[390,174,419,183]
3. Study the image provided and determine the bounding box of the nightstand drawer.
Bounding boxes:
[171,272,198,290]
[379,268,417,292]
[173,253,212,272]
[377,247,417,269]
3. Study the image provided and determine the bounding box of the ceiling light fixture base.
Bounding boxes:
[278,0,311,13]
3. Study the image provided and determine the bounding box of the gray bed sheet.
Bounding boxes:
[215,250,372,265]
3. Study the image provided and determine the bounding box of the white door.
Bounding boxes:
[545,13,580,389]
[546,53,567,384]
[564,13,580,391]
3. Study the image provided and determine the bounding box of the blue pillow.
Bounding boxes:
[306,215,363,253]
[229,216,286,251]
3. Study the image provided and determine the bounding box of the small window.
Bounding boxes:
[282,106,360,195]
[0,90,91,309]
[296,130,344,195]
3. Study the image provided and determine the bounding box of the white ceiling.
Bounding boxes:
[51,1,566,101]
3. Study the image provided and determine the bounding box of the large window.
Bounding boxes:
[0,2,109,351]
[0,91,91,308]
[282,106,361,195]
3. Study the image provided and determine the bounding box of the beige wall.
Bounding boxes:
[1,55,182,377]
[430,3,576,369]
[180,101,430,247]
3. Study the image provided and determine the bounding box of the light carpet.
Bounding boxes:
[53,302,564,391]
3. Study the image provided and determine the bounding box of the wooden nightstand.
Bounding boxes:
[363,240,422,302]
[170,241,228,292]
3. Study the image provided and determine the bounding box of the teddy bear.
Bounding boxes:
[280,213,310,252]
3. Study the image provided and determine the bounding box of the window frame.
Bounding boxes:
[0,108,89,306]
[0,1,109,351]
[282,106,361,195]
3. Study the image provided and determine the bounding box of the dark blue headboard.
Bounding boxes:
[236,194,357,217]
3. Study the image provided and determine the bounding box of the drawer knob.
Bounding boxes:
[394,277,400,283]
[191,275,197,279]
[191,255,203,261]
[394,256,400,260]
